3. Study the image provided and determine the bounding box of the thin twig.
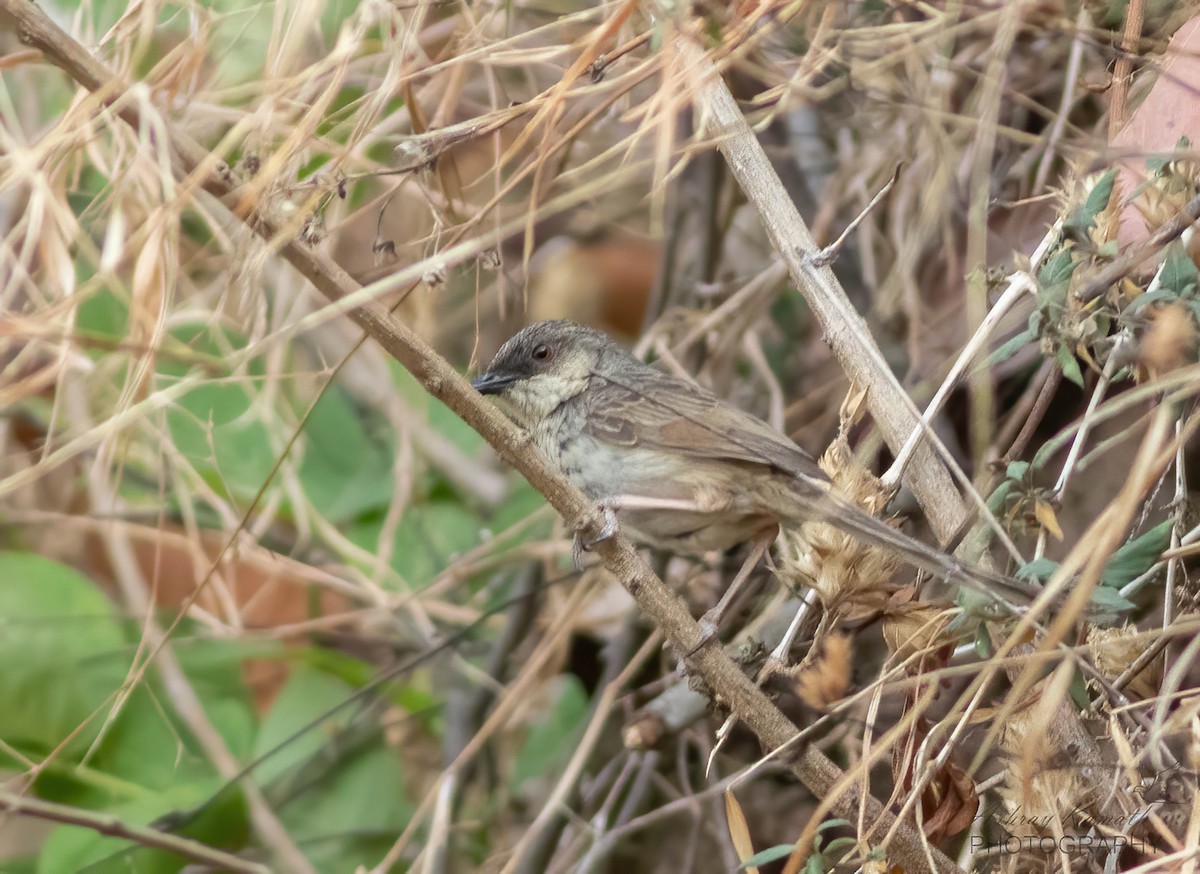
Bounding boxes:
[803,164,900,269]
[1003,362,1063,462]
[1108,0,1146,138]
[0,792,270,874]
[1076,189,1200,302]
[883,266,1040,488]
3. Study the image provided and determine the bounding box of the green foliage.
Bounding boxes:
[511,676,588,791]
[1100,519,1173,587]
[298,386,394,522]
[739,843,796,867]
[36,779,248,874]
[348,501,482,588]
[1054,340,1085,388]
[1126,241,1200,319]
[0,554,259,872]
[0,553,128,757]
[254,666,414,871]
[75,288,130,343]
[1063,169,1116,240]
[1012,519,1171,622]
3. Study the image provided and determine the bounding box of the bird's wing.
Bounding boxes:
[582,365,828,484]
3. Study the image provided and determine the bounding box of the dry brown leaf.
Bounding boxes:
[891,716,979,844]
[1034,499,1064,541]
[724,789,758,874]
[779,434,901,617]
[918,760,979,844]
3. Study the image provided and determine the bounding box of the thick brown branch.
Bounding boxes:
[678,37,970,541]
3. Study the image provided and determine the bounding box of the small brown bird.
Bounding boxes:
[472,320,1034,623]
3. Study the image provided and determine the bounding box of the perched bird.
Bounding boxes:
[472,319,1036,627]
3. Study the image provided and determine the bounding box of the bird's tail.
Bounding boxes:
[792,486,1044,612]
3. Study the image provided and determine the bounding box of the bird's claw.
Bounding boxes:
[572,502,620,570]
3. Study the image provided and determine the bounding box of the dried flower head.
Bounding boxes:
[793,632,852,710]
[776,389,901,619]
[1138,302,1197,379]
[1087,624,1163,702]
[1138,158,1200,231]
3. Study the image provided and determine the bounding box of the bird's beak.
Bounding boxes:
[471,371,518,395]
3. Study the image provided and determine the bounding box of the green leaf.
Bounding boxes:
[1101,520,1173,588]
[1128,287,1182,314]
[160,324,277,504]
[1069,668,1091,711]
[1036,248,1076,304]
[1063,170,1116,237]
[298,387,394,522]
[1017,557,1060,581]
[253,666,360,787]
[1087,586,1137,625]
[0,553,129,756]
[512,676,588,789]
[822,836,858,854]
[316,86,366,138]
[974,622,994,658]
[37,775,246,874]
[1083,169,1117,220]
[1055,342,1085,387]
[166,387,278,502]
[986,480,1013,515]
[278,743,412,872]
[740,844,797,867]
[1006,460,1031,481]
[487,483,554,547]
[75,289,129,342]
[297,152,332,181]
[391,363,503,500]
[985,327,1038,367]
[816,818,850,832]
[348,501,482,588]
[1156,241,1199,298]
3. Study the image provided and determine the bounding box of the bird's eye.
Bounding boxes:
[531,344,553,362]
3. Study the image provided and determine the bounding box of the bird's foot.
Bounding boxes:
[572,502,620,570]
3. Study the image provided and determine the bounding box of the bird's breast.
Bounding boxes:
[542,426,778,553]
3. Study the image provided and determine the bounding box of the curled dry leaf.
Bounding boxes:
[891,716,979,844]
[1033,499,1064,542]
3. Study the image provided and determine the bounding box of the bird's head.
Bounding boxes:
[471,320,612,427]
